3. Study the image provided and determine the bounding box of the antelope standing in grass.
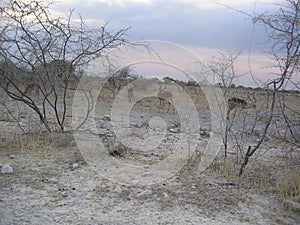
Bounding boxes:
[157,83,174,113]
[227,93,257,120]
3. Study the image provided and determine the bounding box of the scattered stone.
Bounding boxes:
[61,191,70,198]
[49,170,59,176]
[129,122,138,127]
[207,182,237,187]
[19,215,30,223]
[136,189,152,198]
[110,186,122,198]
[98,128,107,135]
[143,172,153,177]
[72,163,79,169]
[102,208,109,214]
[10,154,16,159]
[61,164,70,170]
[173,121,180,127]
[129,179,139,186]
[200,130,211,138]
[169,128,179,133]
[103,115,111,121]
[162,192,169,198]
[109,149,123,157]
[97,119,106,128]
[1,164,13,174]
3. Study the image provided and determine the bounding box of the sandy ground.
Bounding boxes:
[0,85,299,224]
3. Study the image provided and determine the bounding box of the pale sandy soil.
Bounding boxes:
[0,85,299,224]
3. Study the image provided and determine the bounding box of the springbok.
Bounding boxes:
[127,83,134,102]
[157,83,174,113]
[227,93,257,120]
[24,83,40,96]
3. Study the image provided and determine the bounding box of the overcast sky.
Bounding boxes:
[52,0,284,86]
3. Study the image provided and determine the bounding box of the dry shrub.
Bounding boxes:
[210,153,300,212]
[46,131,75,148]
[0,133,40,152]
[276,169,300,202]
[208,156,252,179]
[0,131,75,154]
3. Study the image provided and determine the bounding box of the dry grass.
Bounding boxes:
[276,169,300,202]
[0,131,75,155]
[208,154,300,212]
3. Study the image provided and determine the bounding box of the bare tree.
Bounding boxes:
[208,51,243,96]
[0,0,130,132]
[208,51,247,158]
[239,0,300,175]
[106,66,135,98]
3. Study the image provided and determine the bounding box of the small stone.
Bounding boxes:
[1,164,13,174]
[19,216,30,222]
[61,191,70,198]
[110,186,122,198]
[98,129,107,135]
[102,208,109,214]
[129,179,139,186]
[10,155,16,159]
[200,130,210,137]
[169,128,179,133]
[103,115,111,121]
[49,170,59,176]
[61,164,70,169]
[72,163,79,169]
[136,189,152,198]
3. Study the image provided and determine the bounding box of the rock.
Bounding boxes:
[200,130,211,138]
[19,215,30,222]
[10,154,16,159]
[72,163,79,169]
[61,164,70,169]
[109,149,123,157]
[110,186,122,198]
[98,128,107,135]
[172,122,180,127]
[103,115,111,121]
[61,191,70,198]
[49,170,59,176]
[136,189,152,198]
[162,192,169,198]
[1,164,13,174]
[169,128,179,133]
[129,179,139,186]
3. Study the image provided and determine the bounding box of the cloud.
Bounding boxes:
[50,0,273,54]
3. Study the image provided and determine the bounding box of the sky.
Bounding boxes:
[51,0,290,87]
